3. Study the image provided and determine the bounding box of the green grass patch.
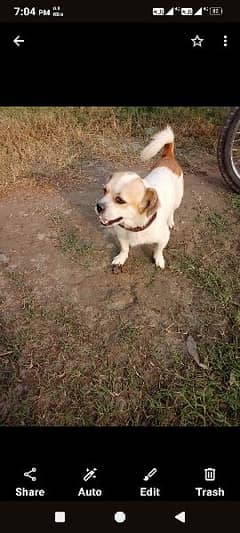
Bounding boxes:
[206,212,228,233]
[228,193,240,211]
[175,254,233,305]
[118,321,136,342]
[145,340,240,426]
[59,229,94,257]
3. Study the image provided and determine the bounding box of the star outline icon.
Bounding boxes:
[191,34,204,47]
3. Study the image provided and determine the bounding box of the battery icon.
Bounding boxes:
[209,7,223,15]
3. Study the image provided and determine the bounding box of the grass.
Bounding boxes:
[174,254,234,306]
[59,229,94,257]
[118,321,136,342]
[229,193,240,210]
[0,326,22,361]
[1,106,240,427]
[49,210,95,262]
[206,212,228,233]
[0,106,229,194]
[142,338,240,426]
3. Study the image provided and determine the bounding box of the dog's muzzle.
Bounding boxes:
[99,216,123,226]
[95,203,123,226]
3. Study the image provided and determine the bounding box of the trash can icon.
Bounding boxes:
[204,468,216,481]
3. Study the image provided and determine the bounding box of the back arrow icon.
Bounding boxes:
[175,511,186,524]
[14,35,24,47]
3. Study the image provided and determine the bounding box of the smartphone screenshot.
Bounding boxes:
[0,0,240,531]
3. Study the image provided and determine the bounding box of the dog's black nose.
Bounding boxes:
[96,203,104,213]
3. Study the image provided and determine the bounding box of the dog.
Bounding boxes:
[95,125,183,269]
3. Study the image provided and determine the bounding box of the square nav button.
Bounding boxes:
[55,511,66,523]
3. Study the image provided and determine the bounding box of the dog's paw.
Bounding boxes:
[154,254,165,269]
[112,253,128,267]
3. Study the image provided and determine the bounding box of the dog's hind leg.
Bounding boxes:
[153,225,170,269]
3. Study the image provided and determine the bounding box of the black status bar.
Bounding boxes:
[1,1,240,23]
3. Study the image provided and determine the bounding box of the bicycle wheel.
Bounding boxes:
[217,107,240,193]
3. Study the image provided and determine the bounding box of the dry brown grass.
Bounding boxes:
[0,107,227,195]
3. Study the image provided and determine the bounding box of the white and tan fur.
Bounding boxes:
[95,126,183,268]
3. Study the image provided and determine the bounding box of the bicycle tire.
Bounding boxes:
[217,106,240,193]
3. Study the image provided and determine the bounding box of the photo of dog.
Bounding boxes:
[96,126,183,269]
[1,106,238,427]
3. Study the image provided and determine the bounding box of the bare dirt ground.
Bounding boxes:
[1,141,240,427]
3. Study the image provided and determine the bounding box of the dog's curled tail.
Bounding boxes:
[140,125,174,162]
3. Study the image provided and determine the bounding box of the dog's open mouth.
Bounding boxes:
[99,216,123,226]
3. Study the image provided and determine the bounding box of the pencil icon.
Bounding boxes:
[143,468,158,482]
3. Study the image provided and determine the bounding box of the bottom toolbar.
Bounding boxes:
[1,428,238,501]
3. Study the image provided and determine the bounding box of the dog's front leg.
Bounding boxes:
[167,211,175,230]
[153,243,165,269]
[112,237,129,267]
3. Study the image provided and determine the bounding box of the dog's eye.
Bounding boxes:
[103,187,107,195]
[115,196,126,204]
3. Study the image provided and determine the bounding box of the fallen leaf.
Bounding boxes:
[229,371,238,387]
[186,335,209,370]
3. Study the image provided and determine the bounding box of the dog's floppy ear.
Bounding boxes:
[139,188,159,217]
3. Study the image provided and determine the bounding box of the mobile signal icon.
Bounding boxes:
[194,7,203,15]
[165,7,174,15]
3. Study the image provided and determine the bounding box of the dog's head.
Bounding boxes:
[95,171,159,228]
